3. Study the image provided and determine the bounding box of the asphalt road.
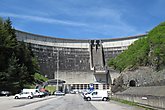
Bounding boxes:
[0,94,145,110]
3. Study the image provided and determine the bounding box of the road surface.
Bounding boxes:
[0,94,145,110]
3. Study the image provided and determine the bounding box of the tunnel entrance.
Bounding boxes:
[129,80,136,87]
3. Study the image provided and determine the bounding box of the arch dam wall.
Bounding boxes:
[15,30,145,89]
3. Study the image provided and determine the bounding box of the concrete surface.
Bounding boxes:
[0,94,144,110]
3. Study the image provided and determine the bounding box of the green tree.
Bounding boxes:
[5,54,21,92]
[0,17,17,71]
[0,17,40,93]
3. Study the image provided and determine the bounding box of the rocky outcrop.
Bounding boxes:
[112,66,165,93]
[122,66,165,87]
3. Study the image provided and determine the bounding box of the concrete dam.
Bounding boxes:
[15,30,145,90]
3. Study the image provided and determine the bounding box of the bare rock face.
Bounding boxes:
[112,66,165,93]
[122,66,153,86]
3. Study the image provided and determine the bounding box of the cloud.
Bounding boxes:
[0,3,141,39]
[0,12,88,27]
[70,7,139,37]
[83,23,139,38]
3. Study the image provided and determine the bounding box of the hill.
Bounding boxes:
[108,21,165,72]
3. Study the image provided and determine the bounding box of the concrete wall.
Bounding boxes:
[29,43,90,79]
[113,94,165,109]
[16,30,89,48]
[108,68,120,84]
[56,71,94,84]
[15,30,144,84]
[113,86,165,109]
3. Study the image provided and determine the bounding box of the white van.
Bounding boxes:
[22,89,45,98]
[14,92,33,99]
[84,90,109,101]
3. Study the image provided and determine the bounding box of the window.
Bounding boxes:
[72,85,75,89]
[80,84,83,89]
[92,92,97,95]
[84,84,87,89]
[77,84,79,89]
[94,84,98,89]
[103,84,106,89]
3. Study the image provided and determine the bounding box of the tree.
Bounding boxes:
[0,17,40,93]
[0,17,17,72]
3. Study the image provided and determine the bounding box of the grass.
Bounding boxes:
[34,73,48,82]
[111,97,154,110]
[24,84,36,89]
[45,85,56,94]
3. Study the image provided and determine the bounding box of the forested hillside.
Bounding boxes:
[108,22,165,72]
[0,18,45,93]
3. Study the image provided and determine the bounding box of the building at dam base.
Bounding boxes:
[15,30,145,91]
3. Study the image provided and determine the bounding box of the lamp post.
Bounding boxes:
[56,48,59,91]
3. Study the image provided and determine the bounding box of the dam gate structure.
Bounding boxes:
[15,30,145,91]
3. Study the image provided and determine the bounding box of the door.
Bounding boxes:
[91,91,101,100]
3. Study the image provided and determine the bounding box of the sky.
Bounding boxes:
[0,0,165,39]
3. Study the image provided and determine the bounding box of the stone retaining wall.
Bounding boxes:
[122,67,165,87]
[113,94,165,109]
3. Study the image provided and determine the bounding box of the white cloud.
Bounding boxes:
[72,7,139,37]
[0,12,88,27]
